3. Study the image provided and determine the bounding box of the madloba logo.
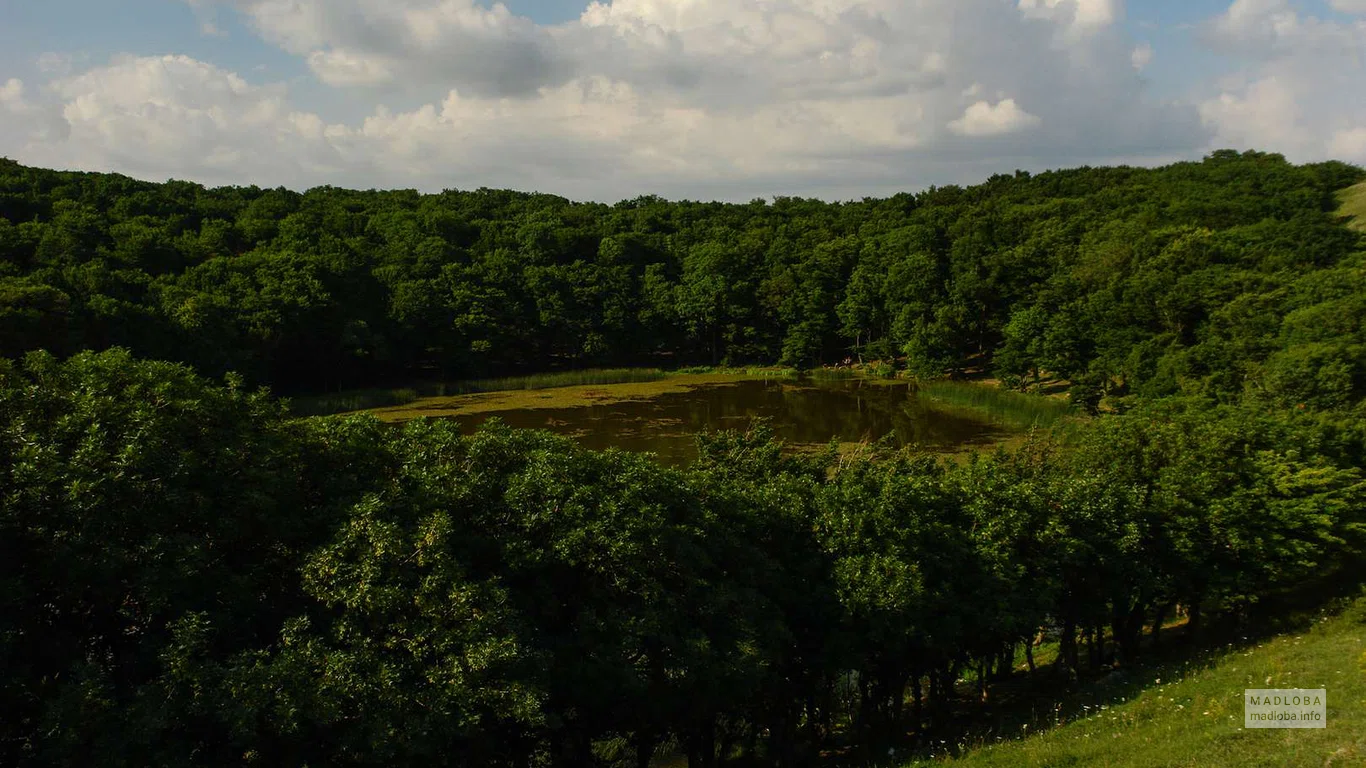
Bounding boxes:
[1244,688,1326,729]
[1247,693,1323,706]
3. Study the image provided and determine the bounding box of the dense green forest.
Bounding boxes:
[3,151,1366,766]
[3,150,1363,406]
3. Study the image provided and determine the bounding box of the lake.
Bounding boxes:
[367,375,1015,465]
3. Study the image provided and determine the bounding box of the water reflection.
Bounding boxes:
[449,378,1009,465]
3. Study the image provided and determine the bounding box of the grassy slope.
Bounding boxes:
[904,605,1366,768]
[1338,182,1366,232]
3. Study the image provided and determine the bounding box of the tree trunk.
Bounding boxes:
[996,645,1016,680]
[687,717,716,768]
[910,673,924,739]
[1151,602,1170,648]
[977,659,989,703]
[890,673,908,742]
[1111,601,1144,666]
[635,729,656,768]
[1059,620,1079,678]
[717,720,737,765]
[858,671,873,748]
[555,723,593,768]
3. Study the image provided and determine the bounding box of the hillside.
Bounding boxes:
[905,602,1366,768]
[1340,182,1366,231]
[2,151,1363,405]
[4,152,1366,767]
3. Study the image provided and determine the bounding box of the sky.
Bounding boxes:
[1,0,1364,201]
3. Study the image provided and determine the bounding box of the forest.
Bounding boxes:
[2,150,1365,766]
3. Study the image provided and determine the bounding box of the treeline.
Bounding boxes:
[2,151,1363,408]
[3,350,1363,766]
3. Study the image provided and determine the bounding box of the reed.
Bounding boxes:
[918,380,1074,428]
[290,387,420,417]
[675,365,799,378]
[438,368,669,395]
[805,367,860,380]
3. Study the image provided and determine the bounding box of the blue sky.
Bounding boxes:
[1,0,1363,200]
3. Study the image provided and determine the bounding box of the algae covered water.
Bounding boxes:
[383,377,1013,465]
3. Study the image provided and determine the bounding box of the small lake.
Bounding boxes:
[388,377,1013,465]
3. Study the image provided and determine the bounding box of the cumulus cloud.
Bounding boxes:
[0,0,1214,200]
[184,0,230,38]
[0,78,24,108]
[1200,0,1366,164]
[4,56,351,187]
[1017,0,1121,36]
[36,53,75,75]
[1331,127,1366,158]
[1131,42,1153,70]
[219,0,567,97]
[1328,0,1366,13]
[949,99,1042,137]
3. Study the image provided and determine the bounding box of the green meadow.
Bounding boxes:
[903,598,1366,768]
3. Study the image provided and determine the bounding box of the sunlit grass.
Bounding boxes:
[1336,182,1366,232]
[902,598,1366,768]
[440,368,669,394]
[676,365,799,378]
[290,369,671,416]
[917,380,1075,429]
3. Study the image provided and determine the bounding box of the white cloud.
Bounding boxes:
[949,99,1042,137]
[1330,127,1366,158]
[307,49,396,87]
[4,56,349,186]
[220,0,566,97]
[36,53,74,75]
[185,0,229,38]
[1,78,71,152]
[1017,0,1122,35]
[0,78,24,108]
[1131,42,1154,70]
[1329,0,1366,14]
[1,79,31,155]
[1,0,1211,200]
[1200,0,1366,164]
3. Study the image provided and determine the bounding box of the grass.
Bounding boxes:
[440,368,669,395]
[676,365,800,378]
[807,367,862,380]
[1336,182,1366,232]
[289,369,671,417]
[902,597,1366,767]
[360,372,765,422]
[917,380,1075,429]
[289,387,421,417]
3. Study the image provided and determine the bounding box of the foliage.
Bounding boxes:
[3,150,1366,766]
[0,152,1361,409]
[2,351,1363,766]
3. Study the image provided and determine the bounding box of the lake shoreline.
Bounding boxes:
[311,370,1072,466]
[362,372,766,422]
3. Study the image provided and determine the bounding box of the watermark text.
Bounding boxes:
[1244,689,1326,729]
